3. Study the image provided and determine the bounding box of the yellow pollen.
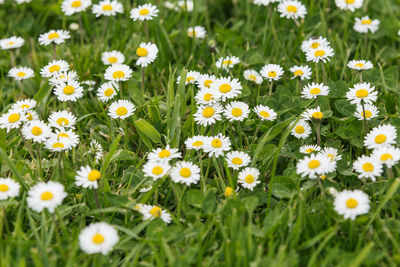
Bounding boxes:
[139,8,149,15]
[327,154,334,161]
[314,50,325,57]
[259,111,270,118]
[355,63,364,68]
[286,5,297,12]
[362,110,372,118]
[92,233,105,244]
[20,104,30,109]
[308,160,320,169]
[374,134,386,144]
[158,149,171,158]
[88,170,101,181]
[40,191,54,201]
[223,60,233,66]
[312,111,323,120]
[49,65,60,73]
[186,77,195,83]
[248,74,257,81]
[31,126,43,136]
[57,133,69,139]
[219,83,232,93]
[305,148,315,153]
[361,19,372,25]
[346,198,358,209]
[355,89,368,98]
[381,154,393,161]
[48,32,59,39]
[224,187,233,197]
[362,163,374,172]
[268,71,277,78]
[112,71,125,79]
[56,118,69,126]
[204,80,213,88]
[245,175,255,184]
[8,41,14,45]
[116,106,128,116]
[108,57,118,64]
[188,30,197,37]
[52,142,64,148]
[102,4,113,11]
[104,88,114,97]
[295,126,305,134]
[211,139,222,148]
[180,167,191,178]
[0,184,9,192]
[26,113,33,121]
[192,140,203,147]
[63,85,75,95]
[310,88,321,95]
[203,93,213,101]
[71,0,81,8]
[202,107,215,118]
[152,166,163,175]
[346,0,355,3]
[8,113,20,123]
[320,175,327,180]
[294,70,304,76]
[149,206,162,217]
[232,157,243,165]
[136,47,148,57]
[231,108,243,117]
[17,72,26,77]
[311,42,320,49]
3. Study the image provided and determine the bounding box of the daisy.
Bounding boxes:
[225,151,251,170]
[177,0,193,11]
[0,36,24,50]
[0,109,25,132]
[104,64,133,82]
[52,128,80,148]
[224,101,250,122]
[61,0,92,16]
[48,70,79,86]
[196,74,216,90]
[224,186,234,197]
[296,153,336,179]
[345,82,377,105]
[48,110,77,129]
[301,82,329,99]
[290,65,312,80]
[188,26,207,39]
[216,56,240,70]
[301,36,330,52]
[277,0,307,20]
[372,146,400,168]
[354,103,378,121]
[54,80,84,102]
[302,106,324,121]
[140,205,172,224]
[299,144,321,154]
[90,139,104,163]
[27,181,67,213]
[11,99,37,111]
[364,124,397,149]
[353,156,383,181]
[143,161,170,180]
[108,100,135,120]
[319,147,342,162]
[210,77,242,101]
[260,64,284,81]
[101,50,125,65]
[253,105,277,121]
[170,161,200,186]
[194,88,221,105]
[347,60,373,70]
[203,134,231,157]
[45,136,72,152]
[253,0,279,6]
[0,178,20,200]
[291,120,312,139]
[334,0,363,12]
[334,190,369,220]
[75,166,101,189]
[136,42,159,67]
[243,69,263,84]
[25,110,39,122]
[40,60,69,77]
[147,145,181,162]
[38,30,70,46]
[8,66,34,81]
[92,0,123,17]
[306,45,334,63]
[97,82,118,102]
[194,103,223,126]
[185,135,206,151]
[238,167,261,191]
[177,70,200,85]
[130,4,159,21]
[354,16,380,33]
[79,222,119,255]
[21,120,52,143]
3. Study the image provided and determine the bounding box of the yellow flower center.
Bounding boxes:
[314,50,325,57]
[380,153,393,161]
[211,139,222,148]
[152,166,163,175]
[188,30,197,37]
[224,187,233,197]
[311,42,320,49]
[310,88,321,95]
[248,74,257,81]
[149,206,162,217]
[259,111,270,118]
[56,118,69,126]
[186,77,195,83]
[116,106,128,116]
[202,107,215,118]
[108,57,118,64]
[327,154,335,161]
[102,4,113,11]
[231,108,243,117]
[219,84,232,93]
[136,47,148,57]
[26,113,33,121]
[63,85,75,95]
[374,134,386,144]
[305,148,315,153]
[48,32,59,39]
[268,71,277,77]
[40,191,54,201]
[8,113,20,123]
[308,160,320,169]
[286,5,297,12]
[104,88,114,97]
[71,0,81,8]
[0,184,9,192]
[192,140,203,147]
[49,65,60,73]
[346,0,355,3]
[362,163,374,172]
[223,60,233,66]
[92,233,105,244]
[158,149,171,158]
[57,133,69,139]
[312,111,323,120]
[355,89,368,98]
[294,70,304,76]
[112,71,125,79]
[20,104,30,109]
[180,167,191,178]
[204,80,213,88]
[139,8,149,15]
[232,157,243,165]
[245,175,255,184]
[203,93,213,101]
[355,63,364,68]
[88,170,101,181]
[8,41,14,45]
[362,110,372,118]
[320,175,327,180]
[361,19,372,25]
[17,72,26,77]
[31,126,43,136]
[295,126,305,134]
[52,142,64,148]
[346,198,358,209]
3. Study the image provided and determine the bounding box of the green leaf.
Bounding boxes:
[134,118,161,144]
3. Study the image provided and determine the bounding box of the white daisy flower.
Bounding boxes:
[301,82,329,99]
[347,60,373,70]
[299,144,321,154]
[11,99,36,111]
[196,74,216,90]
[177,70,200,85]
[290,65,312,80]
[345,82,377,105]
[27,181,67,213]
[364,124,397,149]
[92,0,123,17]
[143,161,170,180]
[0,109,26,132]
[90,139,104,163]
[140,205,172,224]
[215,56,240,70]
[108,99,135,120]
[277,0,307,20]
[253,0,279,6]
[177,0,193,11]
[96,82,118,102]
[40,60,69,77]
[147,145,182,162]
[45,136,72,152]
[8,66,34,81]
[238,167,261,191]
[170,161,200,186]
[225,151,251,170]
[334,190,369,220]
[354,103,378,121]
[48,110,77,129]
[52,128,80,148]
[38,29,70,46]
[224,101,250,122]
[79,222,119,255]
[104,64,133,82]
[260,64,284,81]
[203,134,231,158]
[301,106,324,121]
[101,50,125,65]
[130,4,159,21]
[0,36,24,50]
[354,16,380,33]
[54,80,84,102]
[291,120,312,139]
[21,120,52,144]
[188,26,207,39]
[185,135,206,151]
[194,103,223,126]
[334,0,363,12]
[48,70,79,86]
[353,155,383,181]
[25,110,39,122]
[306,45,334,63]
[296,153,336,179]
[210,77,242,101]
[0,178,20,200]
[194,88,221,105]
[136,42,159,68]
[372,146,400,168]
[61,0,92,16]
[319,147,342,162]
[75,166,101,189]
[243,69,263,84]
[301,36,330,52]
[253,105,278,121]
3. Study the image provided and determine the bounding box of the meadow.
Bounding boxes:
[0,0,400,266]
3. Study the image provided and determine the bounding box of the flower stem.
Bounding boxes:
[268,82,273,96]
[36,143,42,180]
[361,100,368,136]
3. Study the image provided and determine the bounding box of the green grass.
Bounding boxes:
[1,0,400,266]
